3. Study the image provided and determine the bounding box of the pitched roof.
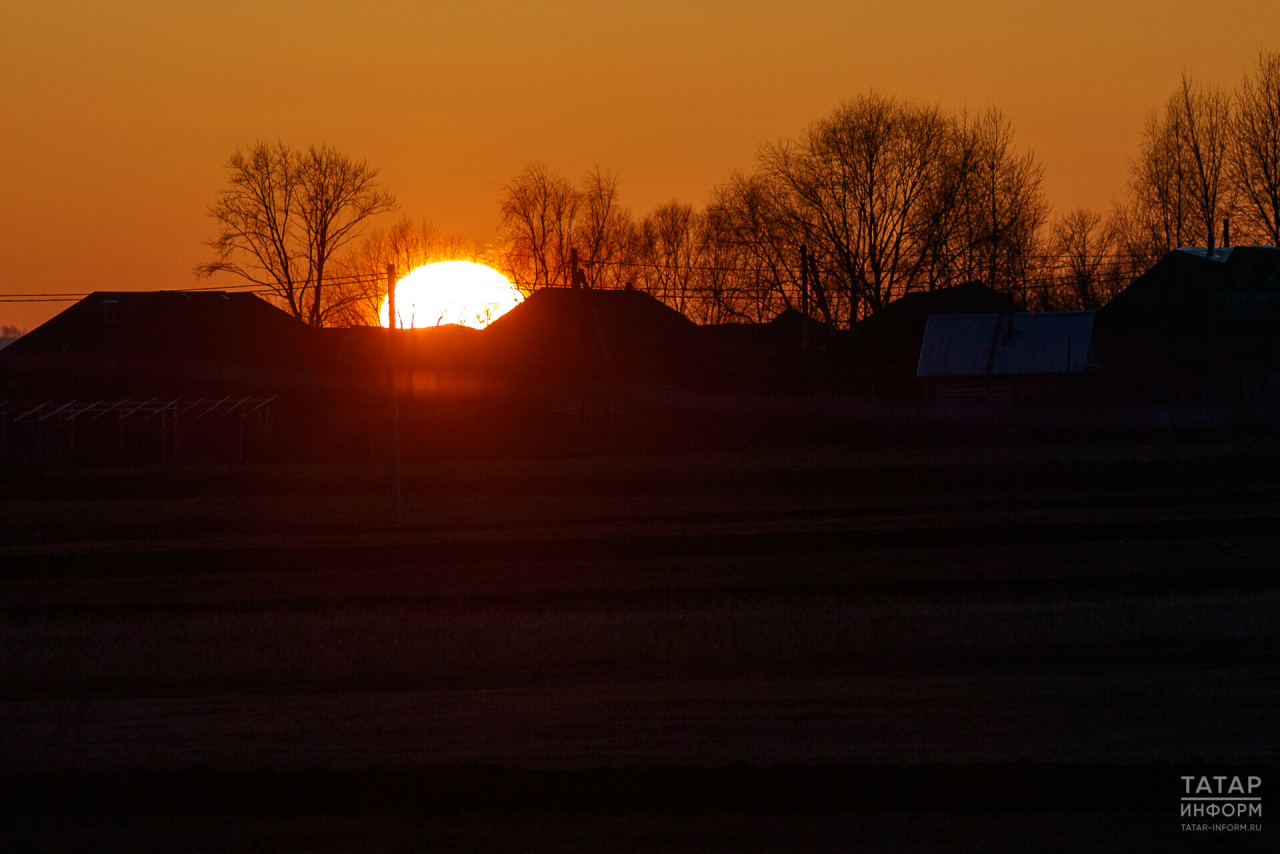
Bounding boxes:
[0,291,324,394]
[1093,246,1280,366]
[841,281,1019,368]
[4,291,317,363]
[917,312,1096,378]
[480,287,705,381]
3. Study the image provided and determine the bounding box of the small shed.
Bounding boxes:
[917,312,1096,418]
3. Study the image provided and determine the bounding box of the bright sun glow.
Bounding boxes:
[379,261,522,329]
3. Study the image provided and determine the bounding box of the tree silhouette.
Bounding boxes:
[196,142,397,326]
[1125,74,1232,258]
[1045,208,1129,310]
[1232,48,1280,245]
[706,96,1045,326]
[497,163,635,291]
[943,109,1048,306]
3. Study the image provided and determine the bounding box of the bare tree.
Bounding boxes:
[496,163,579,290]
[695,199,776,324]
[1176,74,1234,252]
[705,170,810,323]
[496,163,638,292]
[1232,48,1280,245]
[706,95,1045,324]
[1125,74,1233,257]
[944,109,1049,302]
[765,93,957,322]
[1043,208,1133,310]
[634,201,702,315]
[575,166,635,289]
[196,142,397,326]
[0,324,26,349]
[1123,106,1193,262]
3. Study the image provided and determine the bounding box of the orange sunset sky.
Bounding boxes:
[2,0,1278,330]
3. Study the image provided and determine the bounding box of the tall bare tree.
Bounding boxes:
[705,170,811,323]
[1125,74,1233,258]
[496,163,579,290]
[496,163,637,291]
[634,201,702,315]
[766,93,957,321]
[706,95,1046,324]
[575,166,635,289]
[1232,48,1280,245]
[1176,74,1234,252]
[197,142,397,326]
[1123,105,1193,261]
[944,109,1049,302]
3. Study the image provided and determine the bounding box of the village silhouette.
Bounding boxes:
[4,45,1280,854]
[3,242,1280,466]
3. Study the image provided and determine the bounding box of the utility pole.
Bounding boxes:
[570,247,588,289]
[387,262,402,528]
[800,244,811,351]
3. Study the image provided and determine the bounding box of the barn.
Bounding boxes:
[917,311,1097,422]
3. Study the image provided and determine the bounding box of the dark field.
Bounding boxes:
[2,438,1278,851]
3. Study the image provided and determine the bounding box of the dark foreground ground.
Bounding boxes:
[1,436,1278,851]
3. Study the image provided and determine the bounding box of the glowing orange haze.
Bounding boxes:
[2,1,1277,330]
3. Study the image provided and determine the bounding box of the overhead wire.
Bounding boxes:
[0,245,1185,305]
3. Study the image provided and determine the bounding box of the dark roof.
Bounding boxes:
[5,291,316,360]
[917,312,1096,377]
[840,281,1019,370]
[0,291,324,395]
[480,287,706,381]
[701,309,835,353]
[1093,246,1280,367]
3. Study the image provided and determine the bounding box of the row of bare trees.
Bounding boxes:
[1048,48,1280,312]
[1124,50,1280,258]
[491,49,1280,325]
[495,97,1051,325]
[199,50,1279,327]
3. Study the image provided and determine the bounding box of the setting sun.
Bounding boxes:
[379,261,522,329]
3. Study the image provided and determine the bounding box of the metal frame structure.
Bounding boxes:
[1,396,276,466]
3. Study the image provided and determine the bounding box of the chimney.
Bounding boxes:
[1223,216,1231,249]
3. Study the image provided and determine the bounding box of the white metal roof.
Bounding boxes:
[917,312,1096,377]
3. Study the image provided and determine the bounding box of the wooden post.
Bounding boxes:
[800,244,810,352]
[388,263,402,528]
